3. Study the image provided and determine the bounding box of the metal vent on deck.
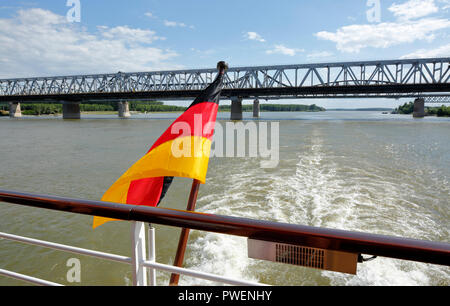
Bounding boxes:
[275,243,324,269]
[248,239,358,275]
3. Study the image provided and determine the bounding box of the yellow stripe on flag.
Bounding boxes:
[93,136,212,228]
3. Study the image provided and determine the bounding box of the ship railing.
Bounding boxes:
[0,189,449,286]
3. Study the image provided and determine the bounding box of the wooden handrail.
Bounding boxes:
[0,189,449,266]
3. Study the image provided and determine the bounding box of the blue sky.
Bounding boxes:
[0,0,449,108]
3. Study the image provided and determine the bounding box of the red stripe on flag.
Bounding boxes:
[126,177,164,206]
[124,102,219,207]
[148,102,218,153]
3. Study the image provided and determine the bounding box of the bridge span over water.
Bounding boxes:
[1,57,449,119]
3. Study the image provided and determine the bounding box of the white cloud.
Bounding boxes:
[144,12,154,18]
[307,51,333,59]
[99,25,165,44]
[389,0,438,20]
[0,8,180,78]
[164,20,184,27]
[245,32,265,42]
[400,43,450,58]
[163,20,194,29]
[266,45,304,56]
[438,0,450,10]
[315,0,450,53]
[316,18,450,53]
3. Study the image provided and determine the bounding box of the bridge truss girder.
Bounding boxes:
[0,58,449,102]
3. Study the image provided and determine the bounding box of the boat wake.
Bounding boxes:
[175,128,449,286]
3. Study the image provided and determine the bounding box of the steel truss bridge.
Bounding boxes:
[0,57,449,103]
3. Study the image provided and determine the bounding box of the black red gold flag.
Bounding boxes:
[94,62,227,228]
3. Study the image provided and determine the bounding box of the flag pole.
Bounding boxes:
[169,61,227,286]
[169,179,201,286]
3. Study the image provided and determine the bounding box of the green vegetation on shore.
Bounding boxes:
[425,105,450,117]
[219,103,325,112]
[1,101,325,115]
[392,102,414,114]
[21,103,62,115]
[129,101,186,113]
[327,108,393,111]
[0,101,186,116]
[392,101,450,117]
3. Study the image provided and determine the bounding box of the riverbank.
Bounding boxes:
[1,102,326,116]
[392,101,450,117]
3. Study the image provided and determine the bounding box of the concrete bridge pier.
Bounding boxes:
[230,97,243,120]
[118,101,131,118]
[9,102,22,118]
[253,99,260,118]
[413,98,425,118]
[62,101,81,119]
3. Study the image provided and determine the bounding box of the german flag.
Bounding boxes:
[93,62,227,228]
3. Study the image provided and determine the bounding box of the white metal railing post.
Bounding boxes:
[130,221,148,286]
[147,224,157,286]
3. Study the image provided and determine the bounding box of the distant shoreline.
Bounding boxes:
[326,108,393,111]
[0,108,401,117]
[1,102,327,116]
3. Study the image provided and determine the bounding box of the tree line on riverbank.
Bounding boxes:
[218,103,325,112]
[0,101,325,115]
[392,101,450,117]
[0,101,186,116]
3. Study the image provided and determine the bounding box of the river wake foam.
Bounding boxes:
[178,128,449,286]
